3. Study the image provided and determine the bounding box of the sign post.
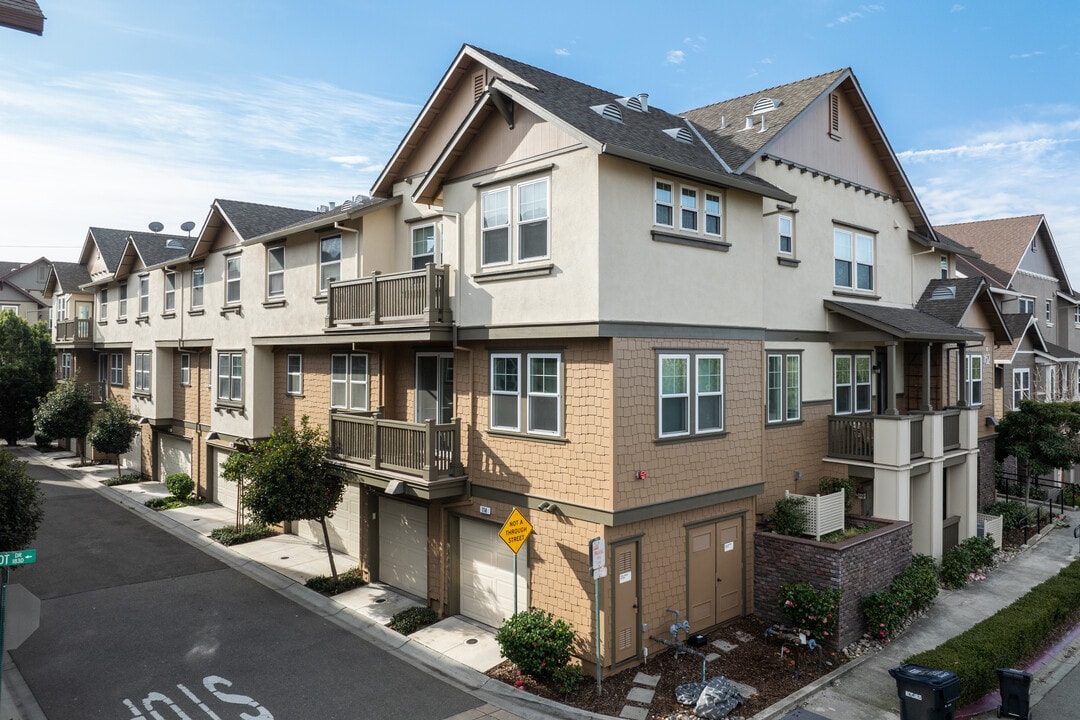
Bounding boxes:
[498,509,533,615]
[589,537,606,694]
[0,549,37,710]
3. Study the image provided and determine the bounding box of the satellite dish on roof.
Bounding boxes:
[148,221,164,233]
[180,221,196,233]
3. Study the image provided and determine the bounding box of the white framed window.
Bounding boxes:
[191,267,204,308]
[654,181,674,227]
[330,353,367,410]
[834,228,874,291]
[110,352,124,386]
[489,352,562,436]
[1018,297,1034,314]
[99,288,108,320]
[705,193,723,237]
[164,271,176,312]
[1013,368,1030,408]
[517,178,549,261]
[55,296,66,321]
[217,351,243,403]
[1074,306,1080,326]
[138,275,150,316]
[940,255,948,279]
[267,246,285,297]
[778,215,793,255]
[480,178,549,267]
[966,354,983,406]
[834,353,872,415]
[766,352,801,423]
[658,352,724,438]
[319,236,341,292]
[60,352,72,379]
[679,186,699,232]
[180,353,190,386]
[411,225,435,270]
[134,351,151,394]
[286,353,303,395]
[1046,366,1057,400]
[98,354,108,383]
[225,255,241,305]
[1045,299,1053,325]
[481,187,511,266]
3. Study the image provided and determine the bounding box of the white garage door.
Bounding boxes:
[158,434,191,480]
[460,518,528,628]
[211,448,239,512]
[118,431,141,474]
[379,497,428,599]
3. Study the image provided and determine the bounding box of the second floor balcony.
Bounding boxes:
[326,264,452,334]
[827,408,969,467]
[328,410,466,499]
[55,318,93,345]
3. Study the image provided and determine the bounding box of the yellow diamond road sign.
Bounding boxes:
[499,508,533,555]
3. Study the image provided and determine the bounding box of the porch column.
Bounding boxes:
[884,341,899,415]
[955,342,968,407]
[921,343,933,411]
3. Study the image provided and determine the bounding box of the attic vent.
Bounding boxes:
[590,103,623,123]
[165,239,186,250]
[662,127,694,144]
[473,73,485,102]
[751,97,782,114]
[616,94,649,112]
[931,286,957,300]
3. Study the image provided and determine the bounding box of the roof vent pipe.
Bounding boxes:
[637,93,649,112]
[719,115,726,129]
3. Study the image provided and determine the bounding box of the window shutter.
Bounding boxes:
[829,93,841,138]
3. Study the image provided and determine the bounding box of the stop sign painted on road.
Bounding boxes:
[4,583,41,650]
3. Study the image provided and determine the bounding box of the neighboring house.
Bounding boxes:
[940,215,1080,483]
[0,0,44,35]
[0,257,51,324]
[50,45,1002,676]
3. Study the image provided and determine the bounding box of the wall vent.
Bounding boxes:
[931,286,957,300]
[751,97,782,114]
[662,127,694,144]
[590,103,623,122]
[616,94,649,112]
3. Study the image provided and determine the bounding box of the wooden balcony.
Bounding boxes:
[828,409,971,467]
[327,265,451,332]
[827,415,875,462]
[85,381,108,404]
[55,319,92,344]
[328,411,465,499]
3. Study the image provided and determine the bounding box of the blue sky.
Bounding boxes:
[2,1,1079,275]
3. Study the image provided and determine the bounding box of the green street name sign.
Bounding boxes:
[0,550,36,567]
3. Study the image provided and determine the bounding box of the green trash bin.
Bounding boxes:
[995,668,1032,720]
[889,663,960,720]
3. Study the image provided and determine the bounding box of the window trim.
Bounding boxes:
[133,351,151,395]
[489,351,564,438]
[99,288,108,321]
[766,351,802,424]
[216,351,244,404]
[60,352,73,380]
[330,353,368,410]
[778,214,794,256]
[1018,296,1034,315]
[138,274,150,317]
[191,266,205,309]
[654,177,726,245]
[490,352,522,432]
[267,245,285,298]
[163,271,176,313]
[109,352,124,386]
[965,354,983,406]
[1013,368,1030,408]
[1045,299,1053,326]
[526,352,562,436]
[411,224,436,271]
[833,227,875,292]
[225,255,242,306]
[179,353,191,386]
[657,351,725,439]
[834,352,873,415]
[319,235,342,293]
[679,185,699,233]
[286,353,303,396]
[117,285,127,318]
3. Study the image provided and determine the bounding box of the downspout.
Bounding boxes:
[910,247,936,304]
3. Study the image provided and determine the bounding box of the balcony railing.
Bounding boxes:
[328,411,461,484]
[55,318,92,342]
[943,409,960,451]
[827,415,875,461]
[327,265,451,329]
[86,381,108,403]
[909,415,924,459]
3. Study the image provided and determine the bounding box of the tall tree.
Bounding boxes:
[224,417,345,578]
[0,312,55,445]
[996,399,1080,495]
[0,450,45,551]
[87,398,139,478]
[34,380,95,461]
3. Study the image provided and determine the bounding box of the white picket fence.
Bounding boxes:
[787,489,845,541]
[977,513,1003,549]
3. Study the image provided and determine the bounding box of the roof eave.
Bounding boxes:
[245,196,402,246]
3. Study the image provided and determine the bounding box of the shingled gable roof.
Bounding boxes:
[916,277,1012,344]
[379,44,793,205]
[0,279,45,307]
[935,215,1074,294]
[824,300,984,342]
[45,261,92,296]
[1040,340,1080,362]
[192,199,322,259]
[244,195,398,245]
[80,227,135,276]
[684,69,939,237]
[953,251,1013,289]
[0,0,44,35]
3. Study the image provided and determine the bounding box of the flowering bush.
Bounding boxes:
[777,582,840,642]
[940,536,996,589]
[863,555,938,641]
[495,607,577,680]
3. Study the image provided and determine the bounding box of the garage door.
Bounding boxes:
[379,498,428,598]
[460,518,528,628]
[118,431,141,474]
[211,448,239,512]
[158,434,191,480]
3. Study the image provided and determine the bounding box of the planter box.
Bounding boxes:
[754,516,912,649]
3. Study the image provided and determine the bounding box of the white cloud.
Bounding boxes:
[950,4,965,11]
[555,48,570,56]
[827,4,885,28]
[666,50,685,65]
[1009,50,1045,59]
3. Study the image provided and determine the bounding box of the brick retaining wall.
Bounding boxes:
[754,517,912,649]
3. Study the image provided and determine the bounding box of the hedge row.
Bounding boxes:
[905,560,1080,707]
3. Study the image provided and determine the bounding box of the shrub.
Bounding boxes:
[777,582,840,643]
[304,567,366,595]
[962,535,996,571]
[939,543,973,589]
[165,472,194,500]
[388,606,439,635]
[901,555,939,612]
[550,663,585,695]
[34,432,52,450]
[495,607,577,680]
[104,472,143,486]
[209,524,275,546]
[863,555,938,641]
[986,501,1027,531]
[818,477,854,511]
[772,495,807,537]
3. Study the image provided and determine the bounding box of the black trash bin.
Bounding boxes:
[889,663,960,720]
[995,668,1032,720]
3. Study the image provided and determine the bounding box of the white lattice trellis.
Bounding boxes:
[977,513,1003,549]
[787,489,845,540]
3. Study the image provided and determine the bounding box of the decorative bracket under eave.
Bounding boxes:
[490,89,515,129]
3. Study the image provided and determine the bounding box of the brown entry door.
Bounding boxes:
[687,517,743,632]
[612,542,639,664]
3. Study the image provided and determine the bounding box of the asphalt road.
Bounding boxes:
[8,460,482,720]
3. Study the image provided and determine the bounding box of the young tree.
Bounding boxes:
[229,416,345,578]
[33,380,95,462]
[0,450,45,551]
[996,399,1080,496]
[0,313,55,445]
[87,398,139,478]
